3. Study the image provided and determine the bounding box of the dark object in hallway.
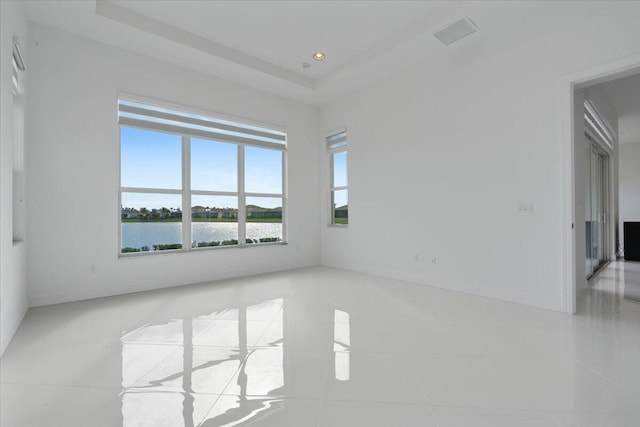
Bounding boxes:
[624,222,640,261]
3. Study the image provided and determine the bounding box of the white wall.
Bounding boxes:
[619,143,640,251]
[26,24,320,306]
[0,1,28,355]
[319,4,640,312]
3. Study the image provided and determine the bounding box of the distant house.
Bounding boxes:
[192,205,216,219]
[335,205,348,218]
[216,208,237,219]
[247,205,282,219]
[191,206,239,219]
[121,208,138,219]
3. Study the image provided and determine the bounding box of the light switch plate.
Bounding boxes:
[516,202,534,214]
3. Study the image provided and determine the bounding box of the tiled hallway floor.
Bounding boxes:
[1,263,639,426]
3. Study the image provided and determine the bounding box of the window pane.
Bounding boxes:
[121,193,182,252]
[332,190,348,225]
[121,127,182,189]
[333,151,348,188]
[245,146,282,194]
[191,138,237,192]
[246,197,282,243]
[191,195,238,248]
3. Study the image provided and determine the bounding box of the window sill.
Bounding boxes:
[118,241,287,258]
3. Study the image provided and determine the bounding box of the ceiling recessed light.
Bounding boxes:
[313,52,325,61]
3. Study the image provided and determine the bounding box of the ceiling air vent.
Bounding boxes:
[433,17,478,46]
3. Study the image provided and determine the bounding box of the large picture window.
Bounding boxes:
[327,130,348,226]
[119,97,286,254]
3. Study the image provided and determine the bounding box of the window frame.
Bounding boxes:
[327,129,348,227]
[12,51,26,244]
[118,94,287,257]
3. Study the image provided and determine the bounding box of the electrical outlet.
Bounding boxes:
[431,257,437,265]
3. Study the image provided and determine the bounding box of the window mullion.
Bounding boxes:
[244,192,283,198]
[329,152,335,225]
[182,136,191,251]
[120,187,182,194]
[191,190,240,197]
[330,189,336,225]
[238,144,246,247]
[281,150,287,243]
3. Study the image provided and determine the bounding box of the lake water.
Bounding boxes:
[122,222,282,250]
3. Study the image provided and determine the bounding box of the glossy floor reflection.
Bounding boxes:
[2,264,640,426]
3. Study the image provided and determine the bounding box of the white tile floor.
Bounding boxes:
[1,262,639,427]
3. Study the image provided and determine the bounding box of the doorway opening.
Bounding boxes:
[561,54,640,314]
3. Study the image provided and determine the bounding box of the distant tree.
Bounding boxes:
[139,207,150,220]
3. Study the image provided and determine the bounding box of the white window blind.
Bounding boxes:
[326,130,347,151]
[584,99,615,152]
[118,98,286,150]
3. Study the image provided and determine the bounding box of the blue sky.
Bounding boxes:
[333,190,348,209]
[121,192,181,211]
[333,151,348,207]
[121,127,182,190]
[191,137,237,192]
[121,127,284,210]
[333,151,347,188]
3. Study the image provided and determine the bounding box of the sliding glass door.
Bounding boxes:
[585,137,609,278]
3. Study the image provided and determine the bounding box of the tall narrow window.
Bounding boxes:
[12,44,26,243]
[119,97,286,255]
[327,130,348,226]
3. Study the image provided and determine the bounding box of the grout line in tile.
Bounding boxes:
[404,352,441,427]
[315,296,338,427]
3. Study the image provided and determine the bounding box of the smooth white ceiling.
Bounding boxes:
[599,73,640,145]
[23,1,614,106]
[110,0,440,80]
